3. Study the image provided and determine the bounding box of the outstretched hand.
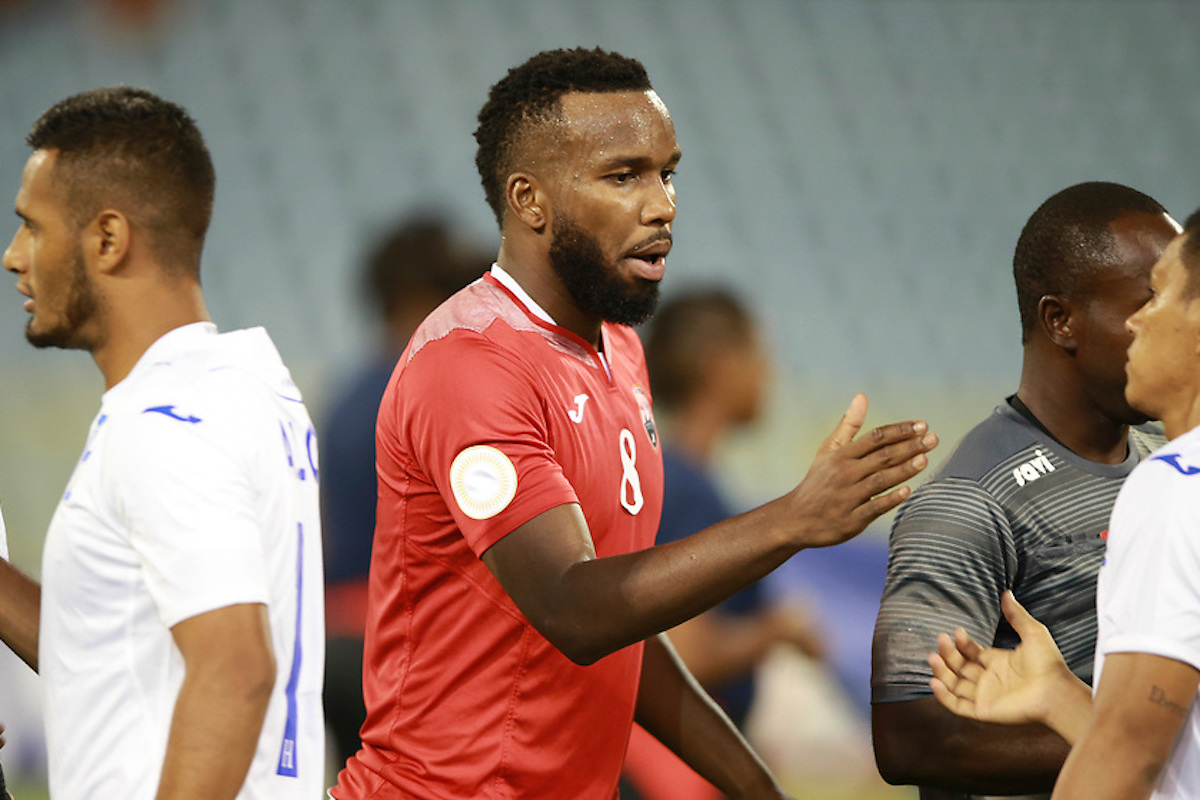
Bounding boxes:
[928,591,1075,728]
[789,393,937,548]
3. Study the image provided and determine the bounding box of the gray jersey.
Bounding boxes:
[872,399,1164,800]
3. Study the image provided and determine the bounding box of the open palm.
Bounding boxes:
[928,591,1072,727]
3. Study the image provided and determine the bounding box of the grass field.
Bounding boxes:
[9,781,48,800]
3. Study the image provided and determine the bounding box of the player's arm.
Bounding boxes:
[635,634,792,800]
[0,559,41,671]
[156,603,275,800]
[1052,652,1198,800]
[928,591,1094,747]
[873,698,1071,794]
[872,488,1071,794]
[482,394,937,665]
[667,603,822,686]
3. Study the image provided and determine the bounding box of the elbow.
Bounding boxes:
[250,661,277,705]
[526,608,617,666]
[874,754,919,787]
[539,620,612,666]
[872,708,931,786]
[873,739,919,786]
[560,644,606,667]
[238,644,277,712]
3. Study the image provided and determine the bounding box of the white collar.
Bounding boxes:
[490,264,557,326]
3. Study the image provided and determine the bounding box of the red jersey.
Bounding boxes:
[333,272,664,799]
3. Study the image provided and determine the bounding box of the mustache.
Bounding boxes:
[629,231,673,253]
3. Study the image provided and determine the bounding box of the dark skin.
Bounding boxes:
[636,634,776,797]
[871,209,1179,795]
[1019,211,1182,463]
[480,89,937,800]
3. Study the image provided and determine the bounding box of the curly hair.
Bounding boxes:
[1012,182,1167,344]
[28,87,215,276]
[474,47,651,228]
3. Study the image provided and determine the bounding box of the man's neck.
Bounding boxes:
[1015,370,1129,465]
[94,282,211,389]
[495,247,602,347]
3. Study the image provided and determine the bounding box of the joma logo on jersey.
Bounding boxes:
[1012,449,1055,487]
[1152,453,1200,476]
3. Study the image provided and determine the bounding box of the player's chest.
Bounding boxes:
[46,414,142,595]
[540,364,662,519]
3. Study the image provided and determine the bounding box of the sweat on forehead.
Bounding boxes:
[531,90,671,153]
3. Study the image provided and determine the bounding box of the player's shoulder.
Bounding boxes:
[108,326,300,436]
[401,279,594,387]
[1131,423,1200,487]
[1130,420,1169,457]
[890,402,1042,531]
[926,401,1041,484]
[406,279,534,360]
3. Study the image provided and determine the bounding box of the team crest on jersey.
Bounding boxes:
[632,385,658,448]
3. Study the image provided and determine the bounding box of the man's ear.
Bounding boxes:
[1038,293,1077,352]
[1189,298,1200,357]
[83,210,131,274]
[506,173,549,233]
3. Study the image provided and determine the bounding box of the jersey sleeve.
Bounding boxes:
[872,478,1012,703]
[106,398,270,629]
[1099,459,1200,671]
[0,502,8,560]
[398,331,579,556]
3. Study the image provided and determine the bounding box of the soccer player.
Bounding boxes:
[0,88,325,798]
[332,47,937,800]
[929,208,1200,799]
[871,182,1178,800]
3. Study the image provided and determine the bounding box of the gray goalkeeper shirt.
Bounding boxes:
[872,398,1165,800]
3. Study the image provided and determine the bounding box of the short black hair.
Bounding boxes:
[474,47,651,228]
[28,87,215,275]
[1180,207,1200,299]
[644,288,754,412]
[1013,181,1167,343]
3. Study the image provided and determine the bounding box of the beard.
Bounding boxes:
[549,213,660,326]
[27,247,103,351]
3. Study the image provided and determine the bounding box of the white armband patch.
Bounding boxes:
[450,445,518,520]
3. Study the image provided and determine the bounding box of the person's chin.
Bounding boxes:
[1123,383,1156,425]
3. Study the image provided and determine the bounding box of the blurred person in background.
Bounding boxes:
[622,288,824,800]
[321,216,486,768]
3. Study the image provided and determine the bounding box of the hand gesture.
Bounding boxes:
[789,394,937,548]
[928,591,1079,729]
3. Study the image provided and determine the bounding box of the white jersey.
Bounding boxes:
[40,323,324,799]
[1096,424,1200,799]
[0,503,8,559]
